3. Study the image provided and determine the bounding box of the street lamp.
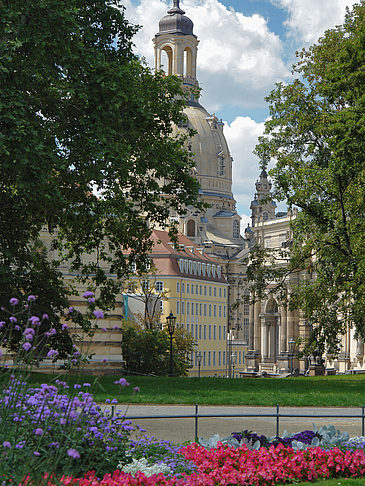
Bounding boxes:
[231,352,237,378]
[288,338,295,373]
[166,311,176,377]
[196,351,202,378]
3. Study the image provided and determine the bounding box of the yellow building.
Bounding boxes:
[126,229,230,376]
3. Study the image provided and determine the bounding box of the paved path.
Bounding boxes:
[110,405,365,442]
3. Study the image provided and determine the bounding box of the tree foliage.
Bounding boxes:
[0,0,200,359]
[121,319,195,376]
[253,2,365,354]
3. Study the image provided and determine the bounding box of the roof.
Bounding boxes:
[149,229,227,283]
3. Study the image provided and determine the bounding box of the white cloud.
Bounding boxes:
[271,0,357,44]
[123,0,290,111]
[224,116,265,217]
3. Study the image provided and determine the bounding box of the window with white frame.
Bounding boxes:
[177,281,180,293]
[187,302,190,315]
[243,289,250,315]
[155,281,164,292]
[177,301,180,314]
[142,280,150,291]
[159,300,163,313]
[243,317,250,342]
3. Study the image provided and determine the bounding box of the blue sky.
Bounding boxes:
[124,0,358,224]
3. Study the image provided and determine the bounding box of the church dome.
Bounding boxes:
[176,103,233,201]
[157,0,194,36]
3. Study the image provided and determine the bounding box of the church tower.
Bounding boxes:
[154,1,243,254]
[250,169,277,226]
[153,0,199,103]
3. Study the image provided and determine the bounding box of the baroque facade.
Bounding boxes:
[155,0,364,376]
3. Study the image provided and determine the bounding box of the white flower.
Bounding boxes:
[118,457,172,477]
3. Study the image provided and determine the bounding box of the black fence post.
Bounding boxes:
[362,406,364,437]
[276,404,280,437]
[195,404,199,440]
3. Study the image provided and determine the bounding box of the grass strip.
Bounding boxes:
[15,373,365,407]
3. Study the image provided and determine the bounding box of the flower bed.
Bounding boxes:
[43,443,365,485]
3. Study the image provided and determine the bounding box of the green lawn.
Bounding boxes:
[20,372,365,407]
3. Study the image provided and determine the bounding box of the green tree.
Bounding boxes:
[121,319,194,376]
[253,2,365,354]
[0,0,200,359]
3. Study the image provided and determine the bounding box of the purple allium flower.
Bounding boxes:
[0,321,4,328]
[68,306,74,313]
[83,291,94,299]
[47,349,58,358]
[22,342,32,351]
[27,295,36,302]
[3,441,11,448]
[9,317,17,323]
[73,384,81,389]
[29,316,40,326]
[14,325,20,331]
[105,399,111,404]
[103,358,108,363]
[83,383,91,387]
[93,310,104,319]
[111,398,118,404]
[33,451,40,456]
[87,297,95,304]
[34,428,43,436]
[133,386,140,393]
[9,298,19,306]
[113,325,119,330]
[101,328,107,332]
[114,378,129,387]
[62,323,68,331]
[67,448,80,459]
[42,313,49,320]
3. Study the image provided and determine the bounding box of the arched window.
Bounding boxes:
[186,219,195,237]
[161,46,173,75]
[183,47,192,77]
[233,220,240,238]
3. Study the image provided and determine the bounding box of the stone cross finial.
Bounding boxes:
[173,0,180,7]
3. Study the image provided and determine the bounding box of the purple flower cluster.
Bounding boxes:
[0,377,135,478]
[232,429,318,448]
[126,436,196,476]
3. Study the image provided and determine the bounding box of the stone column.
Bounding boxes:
[254,301,261,352]
[280,307,287,354]
[249,303,255,349]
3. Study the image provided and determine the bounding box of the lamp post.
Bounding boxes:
[166,311,176,377]
[196,351,202,378]
[288,338,295,373]
[231,352,237,378]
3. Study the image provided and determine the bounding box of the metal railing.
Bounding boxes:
[111,404,365,440]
